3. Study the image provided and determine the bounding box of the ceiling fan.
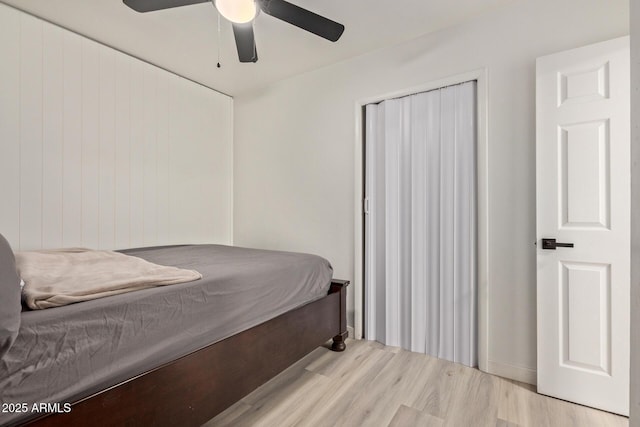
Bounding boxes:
[123,0,345,63]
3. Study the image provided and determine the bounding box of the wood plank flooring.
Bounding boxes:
[203,339,628,427]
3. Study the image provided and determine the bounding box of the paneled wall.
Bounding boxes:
[0,4,233,251]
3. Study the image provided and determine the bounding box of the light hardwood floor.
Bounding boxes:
[204,339,628,427]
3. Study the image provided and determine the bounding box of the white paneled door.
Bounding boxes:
[536,37,630,416]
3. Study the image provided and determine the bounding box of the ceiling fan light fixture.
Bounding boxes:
[214,0,258,24]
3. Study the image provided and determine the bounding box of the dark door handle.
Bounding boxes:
[541,238,574,250]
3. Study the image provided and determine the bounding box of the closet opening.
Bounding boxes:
[353,71,488,371]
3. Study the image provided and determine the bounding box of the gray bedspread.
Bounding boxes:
[0,245,332,425]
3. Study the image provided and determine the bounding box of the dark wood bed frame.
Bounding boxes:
[21,279,349,427]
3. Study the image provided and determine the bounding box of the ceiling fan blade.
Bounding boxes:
[233,23,259,63]
[123,0,209,13]
[258,0,344,42]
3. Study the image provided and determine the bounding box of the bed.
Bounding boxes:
[0,239,348,426]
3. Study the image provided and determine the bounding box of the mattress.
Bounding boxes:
[0,244,332,425]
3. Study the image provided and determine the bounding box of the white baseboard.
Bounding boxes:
[347,326,355,338]
[487,360,537,386]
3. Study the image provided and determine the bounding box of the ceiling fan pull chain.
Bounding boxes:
[216,10,222,68]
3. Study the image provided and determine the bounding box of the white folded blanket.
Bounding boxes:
[16,248,202,310]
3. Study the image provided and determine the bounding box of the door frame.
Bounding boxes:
[352,68,489,372]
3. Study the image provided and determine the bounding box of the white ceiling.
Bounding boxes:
[1,0,511,96]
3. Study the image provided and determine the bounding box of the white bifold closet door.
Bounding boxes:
[364,81,477,367]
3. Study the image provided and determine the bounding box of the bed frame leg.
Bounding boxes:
[331,331,348,352]
[329,279,349,352]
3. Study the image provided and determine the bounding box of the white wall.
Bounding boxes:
[630,0,640,423]
[0,3,233,251]
[234,0,629,383]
